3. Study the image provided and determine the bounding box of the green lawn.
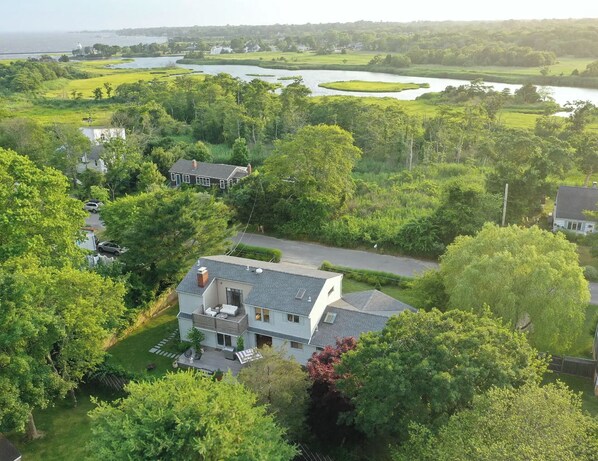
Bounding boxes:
[543,373,598,417]
[106,305,179,377]
[13,385,121,461]
[567,304,598,358]
[342,278,422,308]
[319,80,429,93]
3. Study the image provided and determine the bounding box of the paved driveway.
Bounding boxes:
[233,233,598,304]
[232,233,437,277]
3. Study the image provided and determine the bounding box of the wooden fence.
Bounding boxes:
[548,355,596,378]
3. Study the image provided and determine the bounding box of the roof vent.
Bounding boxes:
[295,288,306,300]
[307,296,312,303]
[323,312,337,324]
[246,265,250,271]
[256,268,263,274]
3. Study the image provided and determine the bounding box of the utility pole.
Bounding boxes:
[501,183,509,227]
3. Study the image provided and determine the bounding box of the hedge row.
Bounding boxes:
[319,261,412,287]
[229,243,282,263]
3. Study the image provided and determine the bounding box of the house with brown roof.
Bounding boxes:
[168,159,250,189]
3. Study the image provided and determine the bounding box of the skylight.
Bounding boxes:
[295,288,306,300]
[323,312,337,324]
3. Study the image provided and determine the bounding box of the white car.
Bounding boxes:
[83,201,103,213]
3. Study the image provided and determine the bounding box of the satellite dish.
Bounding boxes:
[256,268,263,274]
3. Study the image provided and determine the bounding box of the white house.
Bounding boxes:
[176,255,416,363]
[77,127,126,175]
[553,185,598,235]
[210,46,233,55]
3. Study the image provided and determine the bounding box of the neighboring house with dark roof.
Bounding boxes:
[0,435,21,461]
[553,185,598,235]
[176,255,416,363]
[168,159,250,190]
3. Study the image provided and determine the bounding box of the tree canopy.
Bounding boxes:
[0,148,86,267]
[395,382,598,461]
[336,309,546,439]
[440,223,589,353]
[238,345,309,439]
[88,371,297,460]
[101,188,232,289]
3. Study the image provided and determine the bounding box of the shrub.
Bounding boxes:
[320,261,410,287]
[230,243,282,262]
[583,265,598,282]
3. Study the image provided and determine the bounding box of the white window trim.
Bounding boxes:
[170,172,176,181]
[183,174,191,184]
[287,314,300,323]
[219,179,226,189]
[290,341,303,350]
[255,307,270,323]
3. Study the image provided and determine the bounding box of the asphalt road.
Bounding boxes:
[232,233,438,277]
[84,211,104,230]
[234,232,598,304]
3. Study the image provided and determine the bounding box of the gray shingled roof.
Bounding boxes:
[555,185,598,221]
[333,290,417,317]
[0,435,21,461]
[176,255,341,316]
[310,306,393,347]
[169,159,248,181]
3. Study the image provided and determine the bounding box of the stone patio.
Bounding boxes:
[177,347,244,376]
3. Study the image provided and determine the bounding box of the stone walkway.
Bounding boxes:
[149,329,180,360]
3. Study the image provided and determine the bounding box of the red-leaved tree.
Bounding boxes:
[306,337,362,445]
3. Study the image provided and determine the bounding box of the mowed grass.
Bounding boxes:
[342,278,423,308]
[566,304,598,358]
[106,305,179,377]
[543,373,598,417]
[319,80,429,92]
[13,385,121,461]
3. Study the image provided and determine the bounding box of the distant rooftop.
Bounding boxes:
[169,159,249,181]
[555,185,598,221]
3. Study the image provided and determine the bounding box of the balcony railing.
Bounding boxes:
[193,306,248,335]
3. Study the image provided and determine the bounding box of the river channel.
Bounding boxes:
[113,56,598,107]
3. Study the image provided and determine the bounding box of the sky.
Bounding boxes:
[3,0,598,32]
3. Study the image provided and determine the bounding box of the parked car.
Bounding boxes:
[97,241,127,255]
[83,201,103,213]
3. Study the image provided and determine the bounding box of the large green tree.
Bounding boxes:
[101,188,232,289]
[0,148,86,267]
[395,383,598,461]
[0,256,125,438]
[88,371,297,460]
[440,224,589,352]
[238,346,309,440]
[336,309,546,439]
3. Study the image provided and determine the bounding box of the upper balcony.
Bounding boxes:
[192,304,248,336]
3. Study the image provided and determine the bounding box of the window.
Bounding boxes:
[170,172,176,181]
[226,287,242,307]
[290,341,303,350]
[287,314,300,323]
[567,221,583,231]
[219,179,226,189]
[328,286,335,296]
[255,307,270,323]
[217,333,232,347]
[316,346,324,351]
[196,176,210,186]
[183,174,191,184]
